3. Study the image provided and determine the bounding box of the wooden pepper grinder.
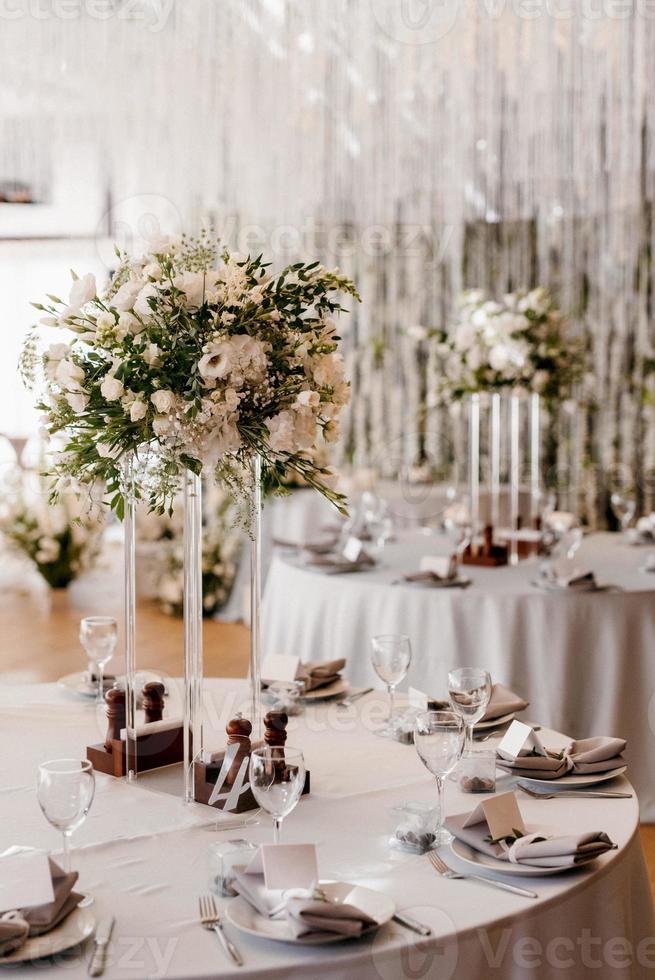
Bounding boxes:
[226,715,252,787]
[142,682,166,724]
[264,710,288,748]
[104,687,126,751]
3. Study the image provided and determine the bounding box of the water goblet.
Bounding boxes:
[371,634,412,736]
[610,491,636,533]
[414,711,465,846]
[37,759,95,904]
[249,747,305,844]
[80,616,117,703]
[447,667,492,756]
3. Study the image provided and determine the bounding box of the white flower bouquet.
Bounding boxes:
[0,485,104,588]
[23,232,359,515]
[432,287,584,402]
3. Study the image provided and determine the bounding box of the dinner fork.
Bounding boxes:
[427,851,538,899]
[337,687,373,707]
[198,895,243,967]
[518,783,632,800]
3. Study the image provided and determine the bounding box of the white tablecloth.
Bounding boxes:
[0,679,653,979]
[263,532,655,820]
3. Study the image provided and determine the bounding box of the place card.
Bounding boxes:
[409,686,429,710]
[463,791,526,840]
[262,654,301,684]
[244,844,319,891]
[0,850,54,913]
[497,720,546,762]
[342,536,364,562]
[419,555,455,578]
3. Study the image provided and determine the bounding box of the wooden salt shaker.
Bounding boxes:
[264,710,288,747]
[226,715,252,787]
[104,687,126,751]
[142,682,166,724]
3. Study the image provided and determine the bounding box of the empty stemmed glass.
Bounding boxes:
[371,634,412,736]
[610,491,636,533]
[414,711,465,845]
[249,747,305,844]
[80,616,118,703]
[448,667,492,756]
[37,759,95,905]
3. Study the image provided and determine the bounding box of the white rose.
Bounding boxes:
[133,283,159,319]
[265,410,297,453]
[100,376,124,401]
[312,352,345,388]
[151,389,175,413]
[173,271,206,308]
[143,262,162,280]
[55,358,85,391]
[296,389,320,409]
[118,311,143,335]
[46,342,70,362]
[152,415,173,437]
[488,345,510,372]
[130,399,147,422]
[111,280,143,312]
[65,391,89,413]
[69,272,96,308]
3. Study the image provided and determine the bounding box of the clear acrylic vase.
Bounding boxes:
[183,470,204,803]
[249,454,263,739]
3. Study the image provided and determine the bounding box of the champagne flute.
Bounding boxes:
[447,667,492,756]
[36,759,95,875]
[80,616,118,703]
[371,634,412,736]
[414,711,465,845]
[249,747,305,844]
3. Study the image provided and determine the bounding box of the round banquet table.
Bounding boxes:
[0,678,653,979]
[263,531,655,820]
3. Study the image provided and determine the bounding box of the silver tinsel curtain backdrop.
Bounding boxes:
[2,0,655,520]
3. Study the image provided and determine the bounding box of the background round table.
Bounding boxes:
[1,678,652,979]
[263,531,655,819]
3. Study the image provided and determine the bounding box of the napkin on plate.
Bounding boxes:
[0,860,81,958]
[496,752,572,780]
[297,659,346,693]
[401,570,456,585]
[538,564,596,590]
[430,683,528,723]
[231,868,286,918]
[303,554,374,574]
[285,895,376,939]
[507,831,617,868]
[567,736,627,774]
[273,537,337,554]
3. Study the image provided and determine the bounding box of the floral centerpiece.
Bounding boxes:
[431,287,584,403]
[0,485,104,588]
[22,231,358,515]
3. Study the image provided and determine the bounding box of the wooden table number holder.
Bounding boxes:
[86,682,184,777]
[462,525,509,567]
[194,711,310,812]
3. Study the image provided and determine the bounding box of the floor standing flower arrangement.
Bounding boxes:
[22,230,359,794]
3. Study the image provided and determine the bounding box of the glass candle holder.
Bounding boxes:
[209,839,257,897]
[458,751,497,794]
[389,802,438,854]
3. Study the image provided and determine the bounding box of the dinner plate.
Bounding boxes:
[226,880,395,945]
[57,670,166,701]
[475,712,515,731]
[450,832,600,877]
[400,576,472,589]
[507,765,627,789]
[301,679,349,701]
[0,907,96,965]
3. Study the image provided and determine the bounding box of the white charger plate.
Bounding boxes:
[302,679,349,702]
[226,880,394,945]
[0,907,95,965]
[475,712,515,731]
[450,830,601,878]
[503,765,627,789]
[57,670,166,701]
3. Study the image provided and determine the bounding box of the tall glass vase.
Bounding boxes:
[183,470,203,804]
[123,453,138,783]
[249,454,263,738]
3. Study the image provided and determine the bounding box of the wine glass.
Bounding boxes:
[371,634,412,736]
[443,494,473,571]
[36,759,95,875]
[80,616,118,703]
[249,747,305,844]
[414,710,465,845]
[610,491,636,532]
[447,667,492,756]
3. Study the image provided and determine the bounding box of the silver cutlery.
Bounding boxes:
[199,895,243,967]
[393,912,432,936]
[337,687,374,707]
[428,851,538,899]
[88,916,115,977]
[518,783,632,800]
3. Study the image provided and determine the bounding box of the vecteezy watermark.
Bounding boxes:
[95,193,184,271]
[0,0,174,30]
[370,0,462,45]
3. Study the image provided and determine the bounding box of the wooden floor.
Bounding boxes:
[1,548,654,900]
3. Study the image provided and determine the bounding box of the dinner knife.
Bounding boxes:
[393,912,432,936]
[88,916,115,977]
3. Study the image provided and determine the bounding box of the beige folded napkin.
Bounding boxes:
[496,751,572,780]
[445,812,616,869]
[304,554,374,573]
[430,683,528,723]
[401,570,455,584]
[298,659,346,693]
[285,895,376,939]
[0,860,81,959]
[540,566,596,590]
[0,913,29,957]
[507,831,616,868]
[567,736,627,774]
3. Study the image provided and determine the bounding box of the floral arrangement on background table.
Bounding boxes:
[431,287,584,403]
[0,484,104,589]
[22,230,358,515]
